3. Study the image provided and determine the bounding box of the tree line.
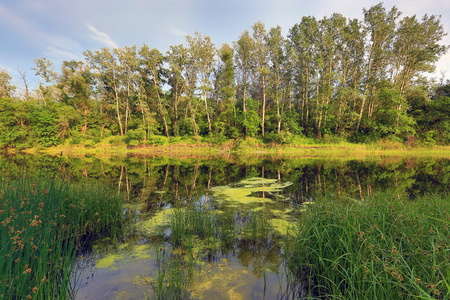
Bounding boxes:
[1,3,449,149]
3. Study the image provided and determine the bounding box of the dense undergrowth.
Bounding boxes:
[0,175,124,299]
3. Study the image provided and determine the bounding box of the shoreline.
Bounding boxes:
[2,141,449,159]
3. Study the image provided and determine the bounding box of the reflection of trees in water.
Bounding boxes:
[1,155,448,204]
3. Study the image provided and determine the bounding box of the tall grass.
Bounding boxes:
[146,248,193,300]
[0,175,123,299]
[287,191,450,299]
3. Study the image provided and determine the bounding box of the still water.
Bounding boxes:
[1,154,449,299]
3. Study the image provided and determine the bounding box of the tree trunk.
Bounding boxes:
[203,91,212,134]
[114,85,124,136]
[261,77,266,138]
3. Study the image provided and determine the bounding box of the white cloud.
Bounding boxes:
[85,22,118,48]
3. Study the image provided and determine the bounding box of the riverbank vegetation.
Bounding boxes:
[1,3,449,152]
[287,191,450,299]
[0,176,124,299]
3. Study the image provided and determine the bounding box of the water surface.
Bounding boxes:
[1,154,448,299]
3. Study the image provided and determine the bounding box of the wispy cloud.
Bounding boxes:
[85,22,118,48]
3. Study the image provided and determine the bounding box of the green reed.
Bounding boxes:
[0,175,124,299]
[287,191,450,299]
[140,206,281,298]
[145,247,193,300]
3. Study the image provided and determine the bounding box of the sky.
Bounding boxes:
[1,0,450,89]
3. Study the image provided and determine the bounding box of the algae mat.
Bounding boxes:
[211,177,293,206]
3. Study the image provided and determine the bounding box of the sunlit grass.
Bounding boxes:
[287,191,450,299]
[16,134,449,159]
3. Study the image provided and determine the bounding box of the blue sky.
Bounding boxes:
[1,0,449,88]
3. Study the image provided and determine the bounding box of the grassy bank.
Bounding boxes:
[288,191,450,299]
[9,136,449,159]
[0,176,124,299]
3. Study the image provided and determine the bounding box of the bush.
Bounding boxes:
[125,128,146,145]
[146,135,168,145]
[69,132,83,145]
[84,139,96,148]
[109,135,125,146]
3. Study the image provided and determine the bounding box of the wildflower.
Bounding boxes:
[43,189,48,194]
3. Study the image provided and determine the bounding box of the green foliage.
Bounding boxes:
[69,131,83,145]
[29,105,60,147]
[372,88,416,140]
[282,110,303,135]
[2,3,449,149]
[109,135,125,146]
[242,98,261,137]
[146,135,168,145]
[125,127,146,145]
[0,69,15,98]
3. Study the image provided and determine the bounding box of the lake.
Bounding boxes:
[1,154,448,299]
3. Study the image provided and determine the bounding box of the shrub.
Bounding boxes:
[125,128,146,145]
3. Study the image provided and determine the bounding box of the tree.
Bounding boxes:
[392,14,448,93]
[84,48,126,136]
[234,30,255,135]
[251,21,270,137]
[32,57,56,102]
[17,69,30,102]
[0,68,15,98]
[166,44,188,136]
[115,46,140,134]
[139,44,169,138]
[215,43,236,137]
[186,32,216,135]
[58,60,94,134]
[357,4,401,132]
[266,25,286,134]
